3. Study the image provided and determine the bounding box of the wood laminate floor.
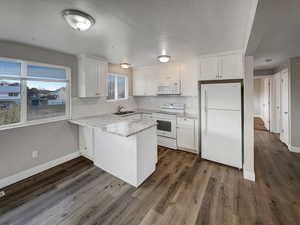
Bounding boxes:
[0,130,300,225]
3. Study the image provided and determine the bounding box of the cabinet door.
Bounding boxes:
[79,126,94,160]
[98,61,108,97]
[219,53,244,79]
[158,63,180,81]
[177,118,196,150]
[200,57,219,80]
[78,56,107,98]
[133,69,146,96]
[144,67,158,96]
[84,57,101,97]
[177,127,195,150]
[181,62,199,96]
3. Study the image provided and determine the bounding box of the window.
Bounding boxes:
[107,74,128,101]
[0,58,70,129]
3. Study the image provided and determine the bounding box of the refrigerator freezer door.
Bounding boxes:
[201,109,242,168]
[204,83,241,110]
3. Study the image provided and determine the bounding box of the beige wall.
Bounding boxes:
[288,57,300,148]
[0,41,79,180]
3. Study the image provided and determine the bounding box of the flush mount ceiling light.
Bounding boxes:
[62,9,95,31]
[157,55,171,63]
[120,63,131,69]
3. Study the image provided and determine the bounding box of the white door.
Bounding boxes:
[205,83,242,110]
[274,73,281,133]
[262,79,270,130]
[280,71,289,145]
[201,83,242,168]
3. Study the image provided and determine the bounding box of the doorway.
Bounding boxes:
[253,77,271,131]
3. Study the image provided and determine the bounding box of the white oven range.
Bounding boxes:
[152,103,185,149]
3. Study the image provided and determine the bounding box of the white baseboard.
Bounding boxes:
[243,170,255,181]
[288,145,300,153]
[0,152,80,189]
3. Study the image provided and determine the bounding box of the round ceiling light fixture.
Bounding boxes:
[120,63,131,69]
[157,55,171,63]
[62,9,95,31]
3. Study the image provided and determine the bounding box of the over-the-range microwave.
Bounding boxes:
[157,80,181,95]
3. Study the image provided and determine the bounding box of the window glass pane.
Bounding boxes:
[0,60,21,77]
[0,79,21,125]
[107,75,115,100]
[117,76,126,99]
[27,81,66,121]
[27,65,66,79]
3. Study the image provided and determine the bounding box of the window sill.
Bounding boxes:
[0,116,69,131]
[106,98,129,102]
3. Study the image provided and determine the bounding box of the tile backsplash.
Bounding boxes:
[134,96,199,114]
[72,96,137,119]
[72,96,199,119]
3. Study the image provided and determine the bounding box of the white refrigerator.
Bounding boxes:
[200,82,242,169]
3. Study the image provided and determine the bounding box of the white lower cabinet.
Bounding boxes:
[142,113,153,119]
[79,126,94,160]
[176,118,198,153]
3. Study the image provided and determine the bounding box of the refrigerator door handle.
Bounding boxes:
[204,88,208,135]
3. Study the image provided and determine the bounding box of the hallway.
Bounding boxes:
[253,129,300,224]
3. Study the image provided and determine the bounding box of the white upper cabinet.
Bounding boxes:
[158,63,181,82]
[133,64,181,96]
[181,61,199,96]
[219,53,244,79]
[78,55,108,98]
[199,52,244,81]
[133,68,146,96]
[133,66,158,96]
[200,57,219,80]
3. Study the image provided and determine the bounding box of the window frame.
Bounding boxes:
[0,57,71,131]
[106,73,128,102]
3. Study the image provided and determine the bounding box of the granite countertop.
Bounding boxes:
[69,114,157,137]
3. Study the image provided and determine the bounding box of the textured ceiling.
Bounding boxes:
[246,0,300,70]
[0,0,253,66]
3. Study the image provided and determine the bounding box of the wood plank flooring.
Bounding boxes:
[0,130,300,225]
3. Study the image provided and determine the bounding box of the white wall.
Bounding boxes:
[135,96,198,115]
[72,97,137,119]
[243,56,255,181]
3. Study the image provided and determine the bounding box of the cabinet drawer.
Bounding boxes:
[177,118,195,127]
[142,113,153,119]
[125,114,142,120]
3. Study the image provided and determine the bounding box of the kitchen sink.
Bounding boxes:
[114,111,136,116]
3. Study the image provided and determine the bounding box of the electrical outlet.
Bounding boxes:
[0,191,5,198]
[32,150,39,159]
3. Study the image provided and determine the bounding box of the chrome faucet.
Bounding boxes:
[117,105,125,113]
